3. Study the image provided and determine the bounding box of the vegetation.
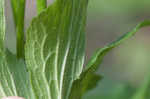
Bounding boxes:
[0,0,150,99]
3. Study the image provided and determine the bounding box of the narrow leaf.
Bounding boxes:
[85,21,150,74]
[25,0,88,99]
[69,20,150,99]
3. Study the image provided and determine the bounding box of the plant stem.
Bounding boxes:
[36,0,47,14]
[11,0,26,59]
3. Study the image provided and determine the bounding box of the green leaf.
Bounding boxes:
[36,0,47,14]
[69,20,150,99]
[131,75,150,99]
[0,50,33,98]
[85,21,150,74]
[11,0,26,58]
[0,1,33,98]
[0,0,5,97]
[69,73,102,99]
[25,0,88,99]
[83,83,134,99]
[0,0,5,49]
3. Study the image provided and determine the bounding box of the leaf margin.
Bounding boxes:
[69,20,150,99]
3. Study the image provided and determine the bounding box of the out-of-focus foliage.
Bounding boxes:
[88,0,150,15]
[83,80,134,99]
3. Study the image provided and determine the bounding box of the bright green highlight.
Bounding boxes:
[36,0,47,14]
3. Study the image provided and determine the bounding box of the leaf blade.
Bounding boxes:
[69,20,150,99]
[85,20,150,74]
[25,0,88,99]
[0,50,34,98]
[0,1,33,98]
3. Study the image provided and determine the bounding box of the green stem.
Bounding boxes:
[36,0,47,14]
[11,0,26,59]
[16,22,25,59]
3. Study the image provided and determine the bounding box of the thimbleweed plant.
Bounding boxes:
[0,0,150,99]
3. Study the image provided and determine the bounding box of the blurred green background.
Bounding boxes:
[5,0,150,99]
